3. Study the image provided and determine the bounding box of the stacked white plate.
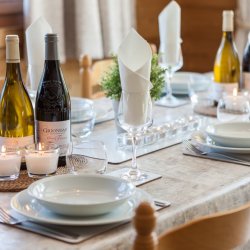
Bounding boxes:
[71,97,114,124]
[192,122,250,154]
[171,72,210,95]
[11,175,152,226]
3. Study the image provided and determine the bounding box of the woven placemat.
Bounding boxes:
[0,166,68,192]
[193,103,217,117]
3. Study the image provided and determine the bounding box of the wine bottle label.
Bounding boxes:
[0,135,34,150]
[38,80,64,110]
[212,81,238,101]
[36,120,70,156]
[243,72,250,90]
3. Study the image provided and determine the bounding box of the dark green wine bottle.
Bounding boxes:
[35,34,71,166]
[242,33,250,90]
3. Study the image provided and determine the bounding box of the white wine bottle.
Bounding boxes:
[35,34,71,166]
[0,35,34,149]
[213,10,240,101]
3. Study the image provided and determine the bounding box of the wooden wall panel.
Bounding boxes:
[136,0,237,72]
[0,0,23,60]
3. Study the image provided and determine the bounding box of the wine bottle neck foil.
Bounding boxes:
[5,35,20,63]
[223,10,234,32]
[45,33,59,60]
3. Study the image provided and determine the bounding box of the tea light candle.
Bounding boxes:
[25,143,59,178]
[224,89,247,111]
[0,145,21,180]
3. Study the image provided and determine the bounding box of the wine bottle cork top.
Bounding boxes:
[45,33,59,60]
[45,33,58,43]
[5,35,20,63]
[223,10,234,32]
[6,35,19,42]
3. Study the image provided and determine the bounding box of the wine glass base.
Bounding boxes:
[121,168,148,182]
[156,95,189,108]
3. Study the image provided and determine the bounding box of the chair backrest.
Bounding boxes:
[133,201,250,250]
[79,55,113,99]
[79,44,157,99]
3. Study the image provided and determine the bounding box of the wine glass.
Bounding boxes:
[157,44,184,107]
[117,91,153,181]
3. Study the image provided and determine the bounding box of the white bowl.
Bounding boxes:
[71,97,95,123]
[206,122,250,148]
[27,174,135,216]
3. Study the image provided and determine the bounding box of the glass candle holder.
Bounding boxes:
[217,93,250,122]
[0,145,21,181]
[25,143,59,178]
[66,140,107,175]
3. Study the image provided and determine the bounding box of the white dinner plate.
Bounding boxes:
[27,174,135,216]
[11,188,152,226]
[206,122,250,148]
[191,131,250,154]
[171,72,210,95]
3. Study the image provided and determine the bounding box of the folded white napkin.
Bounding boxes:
[26,17,52,91]
[118,29,152,126]
[158,0,181,65]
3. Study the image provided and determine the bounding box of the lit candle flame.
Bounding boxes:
[233,88,237,97]
[1,145,6,157]
[38,143,44,156]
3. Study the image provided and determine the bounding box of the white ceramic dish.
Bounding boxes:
[191,131,250,154]
[206,122,250,148]
[27,174,135,216]
[171,72,210,94]
[71,97,94,123]
[71,97,114,124]
[11,188,152,226]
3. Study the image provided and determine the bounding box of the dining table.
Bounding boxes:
[1,97,250,250]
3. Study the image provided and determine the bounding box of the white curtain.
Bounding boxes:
[23,0,136,62]
[235,0,250,59]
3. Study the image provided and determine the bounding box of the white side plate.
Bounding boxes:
[11,189,152,226]
[192,131,250,154]
[206,122,250,148]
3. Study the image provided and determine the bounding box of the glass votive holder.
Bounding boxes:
[66,140,107,174]
[25,143,59,178]
[0,145,21,181]
[152,126,165,140]
[143,129,156,145]
[217,93,250,122]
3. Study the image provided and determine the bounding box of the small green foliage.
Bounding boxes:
[101,54,166,101]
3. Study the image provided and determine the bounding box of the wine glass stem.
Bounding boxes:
[165,68,173,99]
[131,135,137,170]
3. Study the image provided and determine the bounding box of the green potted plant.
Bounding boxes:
[101,53,166,133]
[101,53,166,102]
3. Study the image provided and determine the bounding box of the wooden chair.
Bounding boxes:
[133,201,250,250]
[79,44,157,99]
[79,55,113,99]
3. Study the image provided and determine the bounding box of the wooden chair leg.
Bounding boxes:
[133,202,158,250]
[79,54,92,98]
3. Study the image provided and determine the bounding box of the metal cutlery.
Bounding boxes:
[154,199,171,208]
[184,140,250,165]
[0,207,80,239]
